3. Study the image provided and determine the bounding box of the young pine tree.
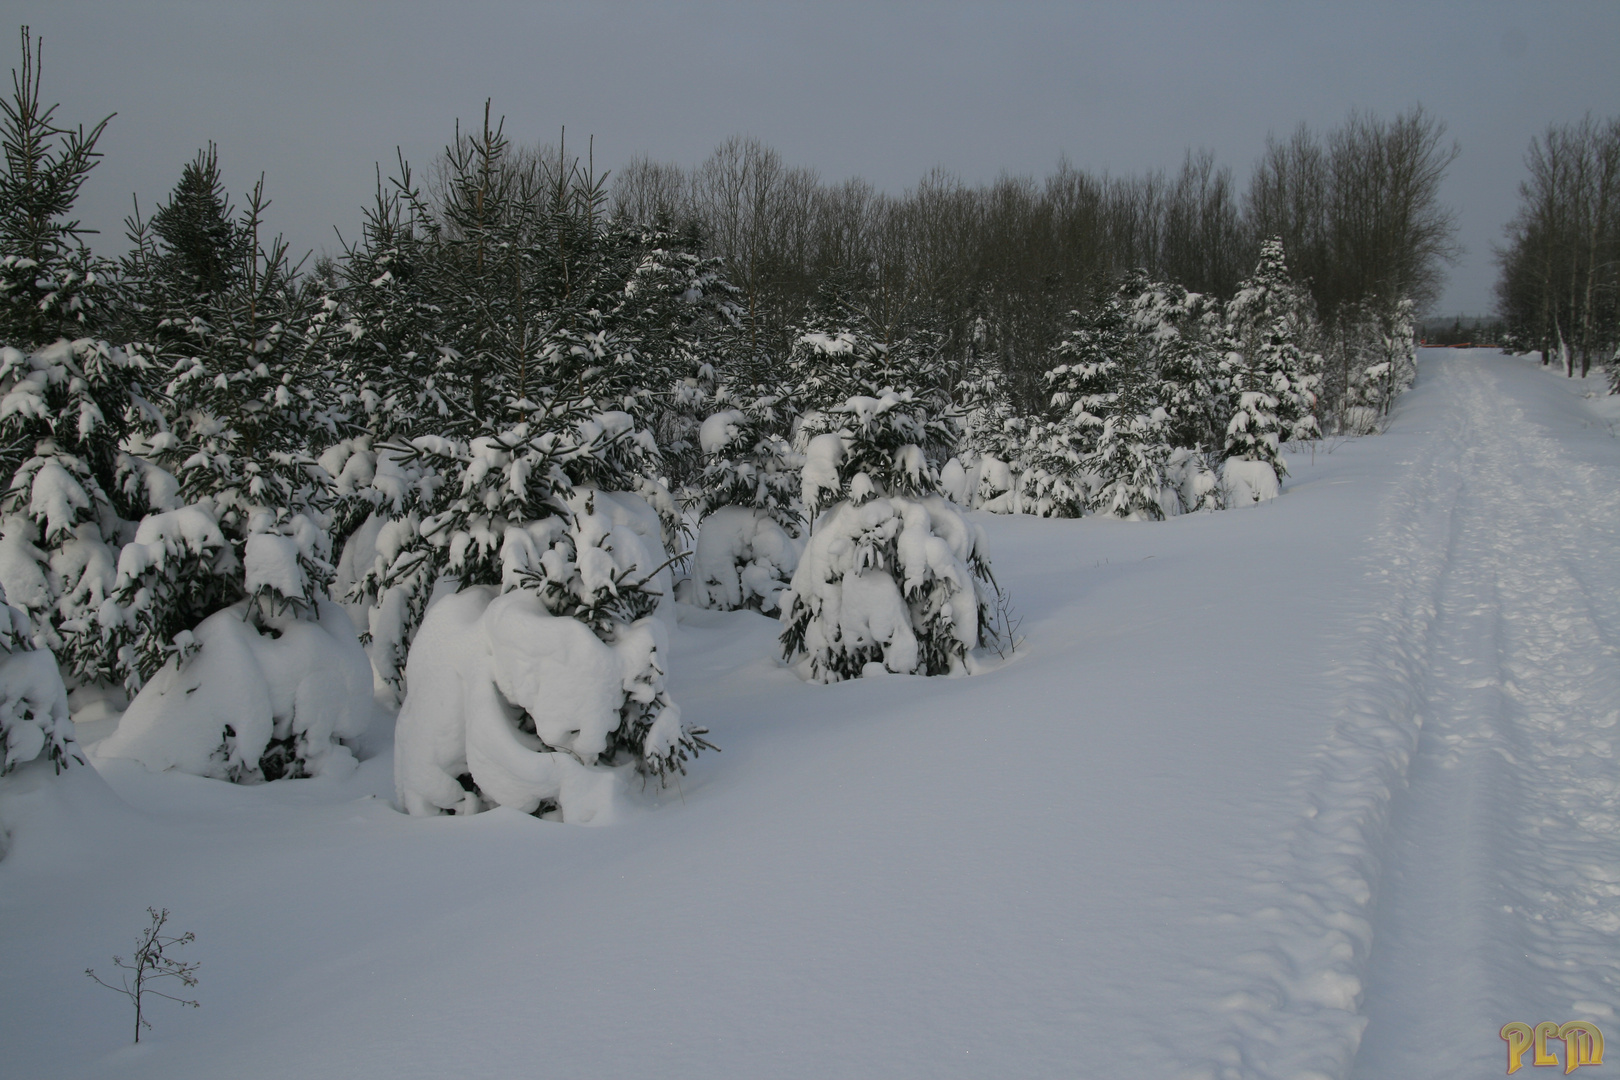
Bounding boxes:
[781,390,995,683]
[1020,284,1133,518]
[1225,239,1322,445]
[0,31,149,686]
[0,28,111,347]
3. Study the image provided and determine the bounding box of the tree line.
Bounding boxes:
[612,107,1458,421]
[0,24,1459,807]
[1496,115,1620,382]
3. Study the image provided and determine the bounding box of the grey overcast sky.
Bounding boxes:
[9,1,1620,315]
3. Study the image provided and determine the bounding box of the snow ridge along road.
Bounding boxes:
[1215,350,1620,1080]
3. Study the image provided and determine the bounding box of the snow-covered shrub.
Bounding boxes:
[781,494,994,682]
[939,457,971,505]
[393,584,687,822]
[0,584,76,778]
[1222,457,1282,506]
[97,505,239,695]
[972,455,1020,513]
[780,391,996,683]
[688,405,803,613]
[88,495,360,783]
[351,413,668,684]
[392,484,705,817]
[350,408,710,801]
[797,392,957,516]
[691,506,802,614]
[1167,447,1220,512]
[96,598,371,782]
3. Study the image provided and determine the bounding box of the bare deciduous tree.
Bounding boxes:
[86,908,201,1043]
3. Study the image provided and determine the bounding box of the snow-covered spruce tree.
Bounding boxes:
[685,286,955,616]
[614,220,742,498]
[0,581,76,782]
[1217,333,1285,505]
[1126,278,1225,512]
[0,340,147,675]
[0,576,78,856]
[93,169,372,784]
[1340,297,1416,430]
[687,400,803,613]
[780,390,996,683]
[781,275,955,412]
[1130,281,1226,449]
[785,321,888,416]
[328,108,712,816]
[0,29,112,348]
[1085,369,1178,520]
[0,33,161,690]
[120,174,343,641]
[1226,238,1322,445]
[373,409,714,817]
[947,361,1027,513]
[1217,240,1327,505]
[319,157,453,640]
[1018,283,1133,518]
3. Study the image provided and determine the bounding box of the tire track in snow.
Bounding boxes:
[1350,357,1620,1077]
[1182,352,1620,1080]
[1177,356,1474,1080]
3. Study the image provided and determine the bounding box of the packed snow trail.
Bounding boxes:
[1345,354,1620,1077]
[2,350,1618,1080]
[1185,349,1620,1079]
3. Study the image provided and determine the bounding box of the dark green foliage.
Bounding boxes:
[0,28,111,348]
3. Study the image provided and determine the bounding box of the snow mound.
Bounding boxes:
[1169,447,1220,512]
[96,600,372,782]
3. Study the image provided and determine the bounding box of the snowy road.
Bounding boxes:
[1348,355,1620,1077]
[2,350,1618,1080]
[1198,349,1620,1079]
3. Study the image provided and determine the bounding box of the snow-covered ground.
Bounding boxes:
[2,349,1617,1079]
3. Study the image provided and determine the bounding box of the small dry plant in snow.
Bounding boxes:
[85,907,200,1042]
